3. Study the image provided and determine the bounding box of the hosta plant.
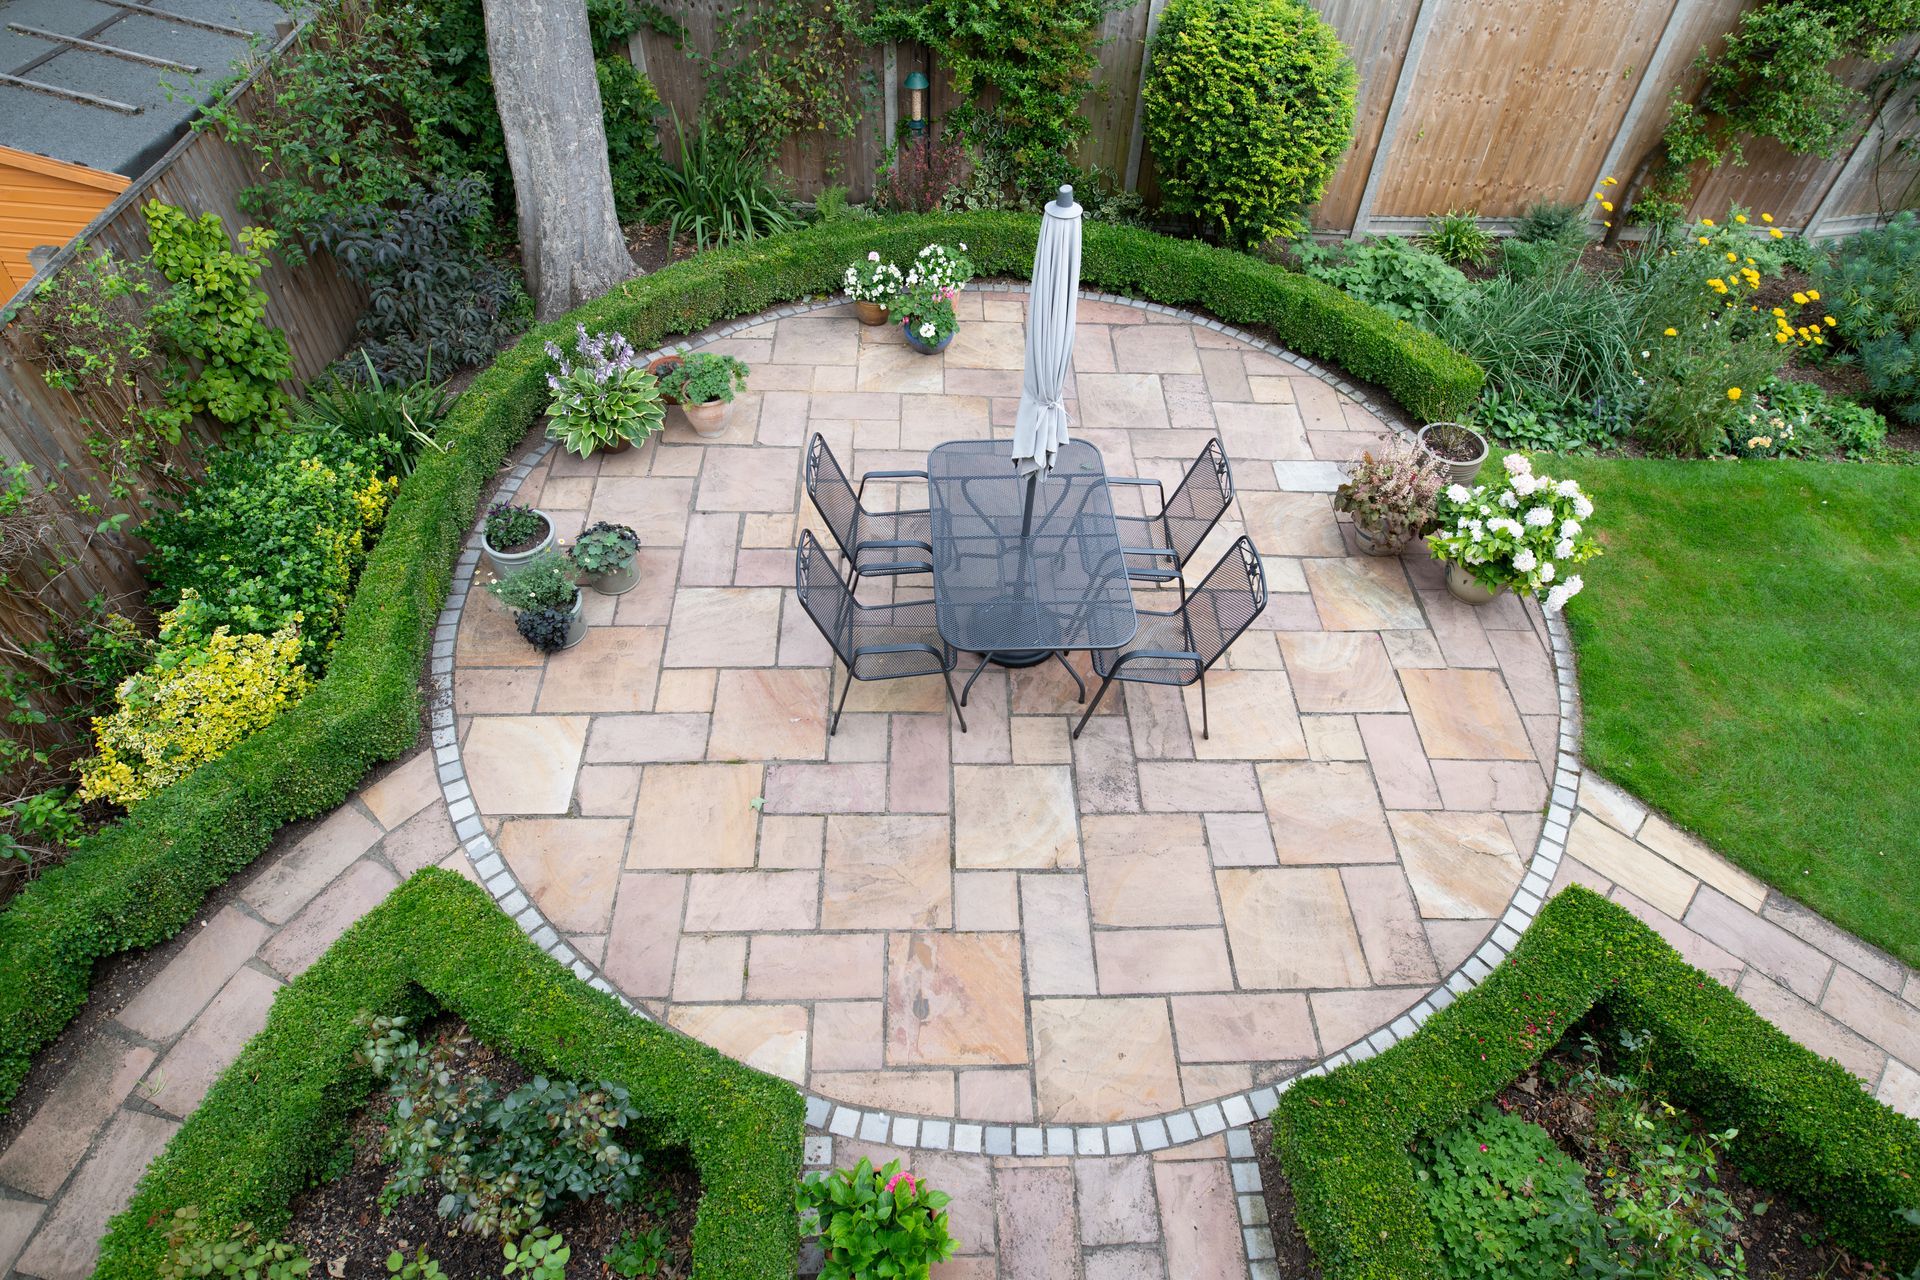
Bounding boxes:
[544,325,666,457]
[798,1158,957,1280]
[1428,453,1601,611]
[1333,442,1445,551]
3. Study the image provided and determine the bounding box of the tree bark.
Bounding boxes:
[481,0,636,320]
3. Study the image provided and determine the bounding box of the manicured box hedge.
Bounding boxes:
[94,868,804,1280]
[1271,886,1920,1279]
[0,213,1483,1112]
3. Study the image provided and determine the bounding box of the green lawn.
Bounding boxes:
[1550,456,1920,967]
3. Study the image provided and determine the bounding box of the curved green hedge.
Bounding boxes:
[95,868,804,1280]
[0,212,1483,1112]
[1271,887,1920,1279]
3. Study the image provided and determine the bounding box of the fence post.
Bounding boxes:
[884,42,899,146]
[1587,0,1698,227]
[1804,90,1903,241]
[1347,0,1435,240]
[1122,0,1170,193]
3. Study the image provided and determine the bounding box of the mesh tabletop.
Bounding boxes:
[927,439,1138,654]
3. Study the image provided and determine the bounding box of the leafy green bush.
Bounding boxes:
[1271,888,1920,1280]
[315,177,527,386]
[1638,334,1784,457]
[798,1158,957,1280]
[1417,1106,1596,1279]
[1498,236,1584,283]
[0,213,1479,1117]
[1295,236,1470,325]
[142,433,398,670]
[488,551,577,614]
[660,352,748,405]
[1820,211,1920,422]
[1423,211,1493,268]
[1143,0,1356,246]
[1513,201,1588,247]
[97,870,802,1279]
[645,115,804,250]
[1747,376,1888,456]
[1468,389,1620,453]
[158,1210,310,1280]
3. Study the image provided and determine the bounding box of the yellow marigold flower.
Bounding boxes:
[1698,236,1711,245]
[1601,200,1614,212]
[1775,332,1789,343]
[1703,218,1715,227]
[1602,176,1617,186]
[1592,192,1603,200]
[1761,212,1774,223]
[1791,291,1808,305]
[1808,289,1820,300]
[1735,214,1748,224]
[1745,257,1755,264]
[1812,333,1824,344]
[1664,327,1677,336]
[1726,387,1741,401]
[1603,221,1612,228]
[1824,315,1836,326]
[1726,251,1738,261]
[1771,307,1785,317]
[1770,228,1784,238]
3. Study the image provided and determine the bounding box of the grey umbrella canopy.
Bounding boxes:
[1013,185,1083,484]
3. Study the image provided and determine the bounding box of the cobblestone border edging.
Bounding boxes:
[426,290,1582,1221]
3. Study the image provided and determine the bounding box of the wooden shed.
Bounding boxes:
[0,144,129,299]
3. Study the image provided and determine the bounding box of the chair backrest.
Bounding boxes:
[1162,438,1235,564]
[803,433,858,549]
[1183,535,1267,670]
[794,530,857,665]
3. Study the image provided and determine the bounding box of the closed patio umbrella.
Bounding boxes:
[1013,185,1082,534]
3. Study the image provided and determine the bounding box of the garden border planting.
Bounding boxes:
[92,866,805,1280]
[0,212,1483,1114]
[1271,885,1920,1279]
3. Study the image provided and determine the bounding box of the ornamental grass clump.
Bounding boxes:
[1428,453,1601,611]
[543,325,666,457]
[797,1157,957,1280]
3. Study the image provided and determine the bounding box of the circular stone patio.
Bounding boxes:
[447,290,1561,1129]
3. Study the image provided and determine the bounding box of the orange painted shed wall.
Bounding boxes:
[1,145,130,301]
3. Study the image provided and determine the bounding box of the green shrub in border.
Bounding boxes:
[95,868,803,1280]
[0,212,1482,1112]
[1271,886,1920,1279]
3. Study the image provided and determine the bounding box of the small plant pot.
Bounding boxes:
[482,510,554,579]
[855,299,890,326]
[1444,562,1505,606]
[902,318,953,355]
[683,398,732,438]
[647,354,684,400]
[561,591,588,648]
[1418,422,1489,487]
[581,555,640,596]
[1352,517,1409,558]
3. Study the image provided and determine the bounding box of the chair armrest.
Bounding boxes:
[857,469,930,503]
[855,537,936,553]
[1105,475,1167,517]
[1109,647,1201,673]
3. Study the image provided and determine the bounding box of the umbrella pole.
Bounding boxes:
[1020,470,1038,538]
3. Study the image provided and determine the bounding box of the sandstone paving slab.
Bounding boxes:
[822,814,952,929]
[1685,884,1832,1001]
[1390,810,1526,920]
[584,712,711,763]
[1340,864,1441,985]
[1278,632,1405,713]
[1153,1157,1249,1280]
[496,817,628,934]
[954,765,1080,869]
[461,715,588,816]
[242,804,382,925]
[259,859,400,977]
[994,1165,1082,1280]
[0,1198,42,1277]
[1400,668,1534,761]
[1302,556,1422,631]
[534,625,664,713]
[14,1108,177,1280]
[115,906,270,1042]
[1879,1060,1920,1118]
[358,751,440,829]
[1567,812,1698,918]
[671,934,746,1003]
[1031,998,1182,1121]
[683,870,819,931]
[887,932,1028,1067]
[811,1001,885,1072]
[1095,928,1236,994]
[1170,993,1317,1063]
[1181,669,1308,760]
[1736,971,1885,1082]
[748,933,885,1000]
[382,802,460,877]
[1820,966,1920,1068]
[1638,813,1768,913]
[1218,867,1369,989]
[958,1067,1036,1121]
[663,587,782,667]
[1076,1155,1162,1246]
[140,966,281,1117]
[0,1037,155,1199]
[602,873,686,997]
[1256,761,1395,863]
[1022,874,1098,996]
[667,1004,808,1083]
[1310,986,1427,1050]
[1082,814,1218,927]
[628,762,762,869]
[708,667,829,760]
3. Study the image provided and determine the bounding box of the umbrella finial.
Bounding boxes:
[1055,184,1075,210]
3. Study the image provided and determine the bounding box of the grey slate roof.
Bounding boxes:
[0,0,289,179]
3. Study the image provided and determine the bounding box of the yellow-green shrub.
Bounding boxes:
[79,598,312,809]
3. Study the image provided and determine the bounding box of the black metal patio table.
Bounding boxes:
[925,438,1139,701]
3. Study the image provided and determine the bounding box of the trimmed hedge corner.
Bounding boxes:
[1271,887,1920,1279]
[95,868,804,1280]
[0,213,1482,1112]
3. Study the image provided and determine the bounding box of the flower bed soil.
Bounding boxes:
[283,1019,699,1279]
[1255,1010,1901,1279]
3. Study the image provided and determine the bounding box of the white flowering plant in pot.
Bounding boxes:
[1428,453,1601,612]
[843,252,904,304]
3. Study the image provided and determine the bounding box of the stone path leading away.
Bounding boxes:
[2,294,1915,1279]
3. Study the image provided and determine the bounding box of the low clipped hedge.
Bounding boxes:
[1271,887,1920,1279]
[95,868,804,1279]
[0,213,1483,1111]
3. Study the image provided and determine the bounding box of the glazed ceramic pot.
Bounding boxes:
[1444,561,1504,605]
[482,509,554,579]
[855,299,889,326]
[902,318,953,355]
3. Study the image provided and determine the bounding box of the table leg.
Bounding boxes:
[1053,651,1086,703]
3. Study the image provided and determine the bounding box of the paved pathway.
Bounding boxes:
[1,293,1914,1279]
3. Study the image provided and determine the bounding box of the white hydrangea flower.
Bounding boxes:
[1445,483,1471,504]
[1573,495,1594,519]
[1499,491,1520,510]
[1544,582,1573,613]
[1555,538,1575,559]
[1512,548,1537,572]
[1539,561,1556,583]
[1524,506,1554,527]
[1557,479,1581,498]
[1560,518,1581,538]
[1510,471,1539,496]
[1503,453,1532,475]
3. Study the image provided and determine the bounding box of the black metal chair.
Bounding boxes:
[795,530,967,734]
[1072,536,1267,740]
[1108,438,1234,594]
[803,432,933,587]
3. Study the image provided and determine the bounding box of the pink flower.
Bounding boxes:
[885,1170,919,1196]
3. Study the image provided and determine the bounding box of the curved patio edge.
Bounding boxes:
[429,286,1585,1154]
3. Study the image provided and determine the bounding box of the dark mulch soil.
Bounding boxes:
[284,1019,699,1279]
[625,221,698,276]
[1250,1014,1900,1280]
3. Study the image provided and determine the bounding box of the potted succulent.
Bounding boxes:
[797,1158,957,1280]
[1333,442,1446,557]
[487,548,585,652]
[544,324,667,457]
[570,521,641,595]
[897,242,973,355]
[482,502,553,578]
[1427,453,1601,609]
[658,351,749,438]
[1417,421,1490,486]
[843,251,905,326]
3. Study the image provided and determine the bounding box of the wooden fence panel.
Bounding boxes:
[1308,0,1423,232]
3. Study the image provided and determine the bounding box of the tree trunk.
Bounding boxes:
[481,0,636,320]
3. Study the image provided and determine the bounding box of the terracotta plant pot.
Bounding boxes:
[1444,561,1504,606]
[482,510,554,579]
[1418,422,1489,488]
[902,318,953,355]
[683,398,732,438]
[855,299,889,326]
[647,354,684,399]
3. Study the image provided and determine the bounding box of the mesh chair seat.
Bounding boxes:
[848,598,951,680]
[1114,512,1178,581]
[1091,610,1198,684]
[850,507,933,575]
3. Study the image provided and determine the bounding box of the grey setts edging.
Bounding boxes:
[430,290,1580,1189]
